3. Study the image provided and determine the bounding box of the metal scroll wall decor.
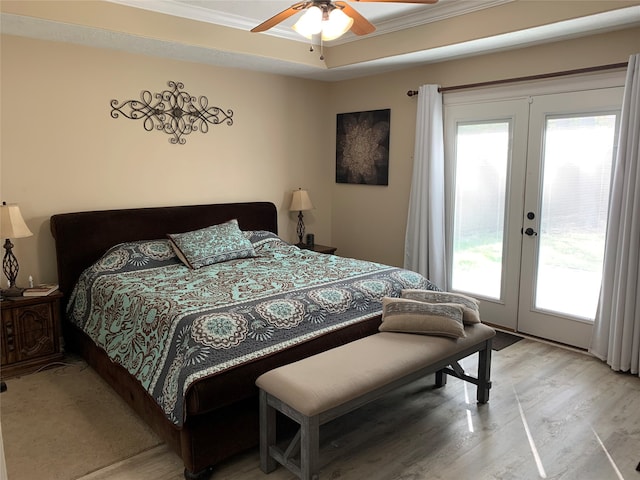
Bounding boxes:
[110,81,233,145]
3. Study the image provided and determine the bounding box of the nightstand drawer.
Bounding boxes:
[1,291,63,378]
[13,302,58,355]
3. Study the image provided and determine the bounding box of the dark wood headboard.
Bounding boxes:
[50,202,278,304]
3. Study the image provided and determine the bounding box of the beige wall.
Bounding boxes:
[329,27,640,267]
[1,26,639,290]
[0,35,332,287]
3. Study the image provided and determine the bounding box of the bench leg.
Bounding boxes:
[435,368,448,387]
[259,390,278,473]
[300,414,320,480]
[476,340,493,404]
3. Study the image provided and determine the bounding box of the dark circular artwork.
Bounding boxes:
[336,109,390,185]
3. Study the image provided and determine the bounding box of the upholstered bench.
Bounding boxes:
[256,323,496,480]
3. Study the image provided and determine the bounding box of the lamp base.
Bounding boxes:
[296,211,305,246]
[1,286,24,298]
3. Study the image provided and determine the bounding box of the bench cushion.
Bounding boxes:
[256,323,495,417]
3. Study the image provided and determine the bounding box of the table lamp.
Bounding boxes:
[1,202,33,297]
[289,189,314,246]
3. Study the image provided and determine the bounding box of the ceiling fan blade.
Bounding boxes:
[335,2,376,35]
[251,2,309,33]
[348,0,438,3]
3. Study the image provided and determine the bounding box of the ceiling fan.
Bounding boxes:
[251,0,439,41]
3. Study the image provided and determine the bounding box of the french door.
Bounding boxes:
[444,86,623,349]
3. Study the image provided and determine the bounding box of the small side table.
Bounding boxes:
[0,291,64,379]
[299,244,337,255]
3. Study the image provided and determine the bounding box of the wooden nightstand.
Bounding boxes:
[0,291,64,378]
[299,244,337,255]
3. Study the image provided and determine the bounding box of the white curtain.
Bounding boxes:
[590,54,640,377]
[404,85,447,288]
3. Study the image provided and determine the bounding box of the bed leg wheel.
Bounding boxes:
[184,466,214,480]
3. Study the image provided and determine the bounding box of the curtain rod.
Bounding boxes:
[406,62,629,97]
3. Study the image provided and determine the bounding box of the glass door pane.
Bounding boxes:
[535,114,617,319]
[451,121,510,299]
[445,98,528,332]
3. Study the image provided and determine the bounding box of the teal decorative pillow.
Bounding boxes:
[168,219,256,269]
[401,289,481,325]
[379,297,466,338]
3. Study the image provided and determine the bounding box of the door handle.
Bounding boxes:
[523,227,538,237]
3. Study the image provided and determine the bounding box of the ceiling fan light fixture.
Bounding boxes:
[321,8,354,41]
[292,5,323,39]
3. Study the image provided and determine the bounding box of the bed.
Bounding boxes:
[50,201,436,479]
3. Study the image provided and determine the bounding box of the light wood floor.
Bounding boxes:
[78,338,640,480]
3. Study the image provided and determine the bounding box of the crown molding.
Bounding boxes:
[106,0,514,44]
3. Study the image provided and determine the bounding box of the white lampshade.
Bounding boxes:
[289,189,314,212]
[0,203,33,239]
[321,8,354,41]
[292,6,323,39]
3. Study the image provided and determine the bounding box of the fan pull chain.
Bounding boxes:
[308,38,325,61]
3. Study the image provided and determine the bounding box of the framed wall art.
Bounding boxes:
[336,108,390,185]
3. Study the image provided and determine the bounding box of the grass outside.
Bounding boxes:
[453,230,606,316]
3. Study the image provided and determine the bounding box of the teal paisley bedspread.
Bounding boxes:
[66,232,437,426]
